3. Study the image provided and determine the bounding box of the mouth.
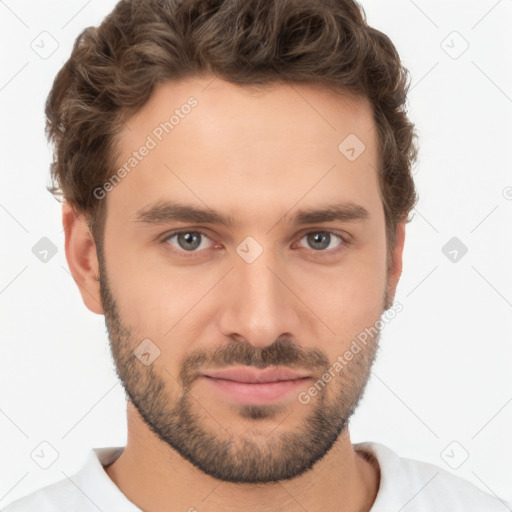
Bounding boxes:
[199,366,312,405]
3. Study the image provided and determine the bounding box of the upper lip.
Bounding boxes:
[201,366,311,383]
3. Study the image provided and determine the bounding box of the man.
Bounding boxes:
[4,0,507,510]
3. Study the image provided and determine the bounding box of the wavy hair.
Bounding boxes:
[45,0,418,256]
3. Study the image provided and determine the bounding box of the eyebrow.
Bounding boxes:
[132,200,370,228]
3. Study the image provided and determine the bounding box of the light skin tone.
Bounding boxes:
[63,75,406,512]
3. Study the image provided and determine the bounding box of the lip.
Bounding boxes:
[199,366,312,405]
[201,366,311,383]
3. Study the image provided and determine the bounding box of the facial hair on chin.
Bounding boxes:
[97,254,383,483]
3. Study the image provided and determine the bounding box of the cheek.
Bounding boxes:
[104,240,222,361]
[108,259,202,331]
[294,246,387,340]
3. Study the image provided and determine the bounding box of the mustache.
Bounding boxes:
[178,337,329,387]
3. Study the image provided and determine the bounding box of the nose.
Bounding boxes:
[216,246,302,349]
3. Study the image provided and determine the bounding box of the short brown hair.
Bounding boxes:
[46,0,418,257]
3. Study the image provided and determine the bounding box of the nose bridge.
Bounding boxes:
[217,242,299,348]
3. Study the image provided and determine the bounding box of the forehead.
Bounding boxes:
[108,76,381,227]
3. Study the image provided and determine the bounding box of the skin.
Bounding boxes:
[63,75,406,512]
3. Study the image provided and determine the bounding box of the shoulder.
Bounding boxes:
[354,442,509,512]
[1,479,88,512]
[2,447,129,512]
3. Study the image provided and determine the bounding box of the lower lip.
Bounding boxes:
[200,376,311,405]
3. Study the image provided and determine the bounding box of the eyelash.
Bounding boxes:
[161,229,351,258]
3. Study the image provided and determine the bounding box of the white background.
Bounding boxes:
[1,0,511,508]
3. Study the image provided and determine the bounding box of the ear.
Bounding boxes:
[62,202,104,315]
[385,220,406,309]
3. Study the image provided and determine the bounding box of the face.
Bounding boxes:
[90,76,403,483]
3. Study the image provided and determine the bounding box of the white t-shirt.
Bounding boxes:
[2,442,508,511]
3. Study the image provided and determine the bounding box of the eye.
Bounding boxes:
[164,230,215,254]
[161,229,348,258]
[296,231,345,253]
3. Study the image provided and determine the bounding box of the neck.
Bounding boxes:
[105,402,380,512]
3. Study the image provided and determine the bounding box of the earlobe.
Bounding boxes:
[62,202,104,315]
[385,221,406,308]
